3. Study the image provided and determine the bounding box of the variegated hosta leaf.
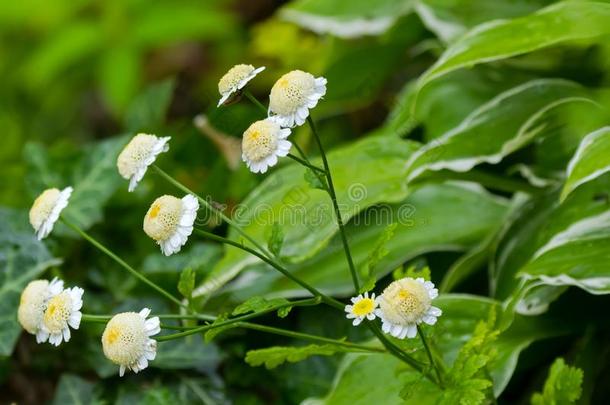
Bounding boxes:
[278,0,412,38]
[194,136,420,297]
[493,175,610,313]
[219,182,508,301]
[561,127,610,201]
[416,1,610,91]
[414,0,548,43]
[405,79,592,183]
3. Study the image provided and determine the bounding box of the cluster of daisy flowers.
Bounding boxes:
[217,63,327,174]
[345,277,442,339]
[18,277,159,376]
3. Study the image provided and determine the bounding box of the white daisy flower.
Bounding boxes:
[29,187,73,240]
[18,278,65,342]
[143,194,199,256]
[117,134,170,192]
[268,70,327,128]
[344,292,379,326]
[217,64,266,106]
[39,286,84,346]
[242,118,292,174]
[102,308,160,377]
[376,277,442,339]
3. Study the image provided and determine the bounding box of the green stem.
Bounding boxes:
[81,314,110,324]
[156,297,321,342]
[152,165,271,256]
[287,153,325,173]
[244,90,268,115]
[307,116,360,291]
[61,218,186,309]
[418,326,444,388]
[239,323,385,353]
[366,323,435,383]
[194,228,343,310]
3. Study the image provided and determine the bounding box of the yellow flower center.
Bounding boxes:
[43,292,72,333]
[379,279,431,325]
[143,195,183,241]
[269,70,316,115]
[242,120,279,162]
[102,312,149,366]
[353,298,375,316]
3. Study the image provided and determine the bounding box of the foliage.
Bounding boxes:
[531,358,584,405]
[3,0,610,403]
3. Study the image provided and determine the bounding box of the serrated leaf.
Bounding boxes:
[245,344,343,369]
[232,296,290,316]
[177,268,195,299]
[531,358,583,405]
[561,127,610,201]
[268,222,285,256]
[416,2,610,92]
[204,314,233,343]
[277,306,293,318]
[304,168,326,190]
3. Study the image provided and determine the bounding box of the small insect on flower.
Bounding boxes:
[143,194,199,256]
[376,277,442,339]
[217,64,266,106]
[29,187,73,240]
[18,278,65,343]
[345,292,379,326]
[102,308,160,377]
[268,70,327,128]
[117,134,170,192]
[39,286,84,346]
[242,118,292,174]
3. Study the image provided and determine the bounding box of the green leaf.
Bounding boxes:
[232,296,290,316]
[195,136,421,297]
[360,223,397,292]
[62,135,129,230]
[124,79,175,133]
[416,2,610,91]
[493,176,610,306]
[52,374,96,405]
[222,182,508,299]
[177,268,195,299]
[561,127,610,201]
[268,222,285,256]
[306,294,567,404]
[304,168,326,190]
[245,344,344,369]
[279,0,412,38]
[414,0,549,43]
[405,79,592,183]
[531,358,583,405]
[0,208,61,356]
[204,313,233,343]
